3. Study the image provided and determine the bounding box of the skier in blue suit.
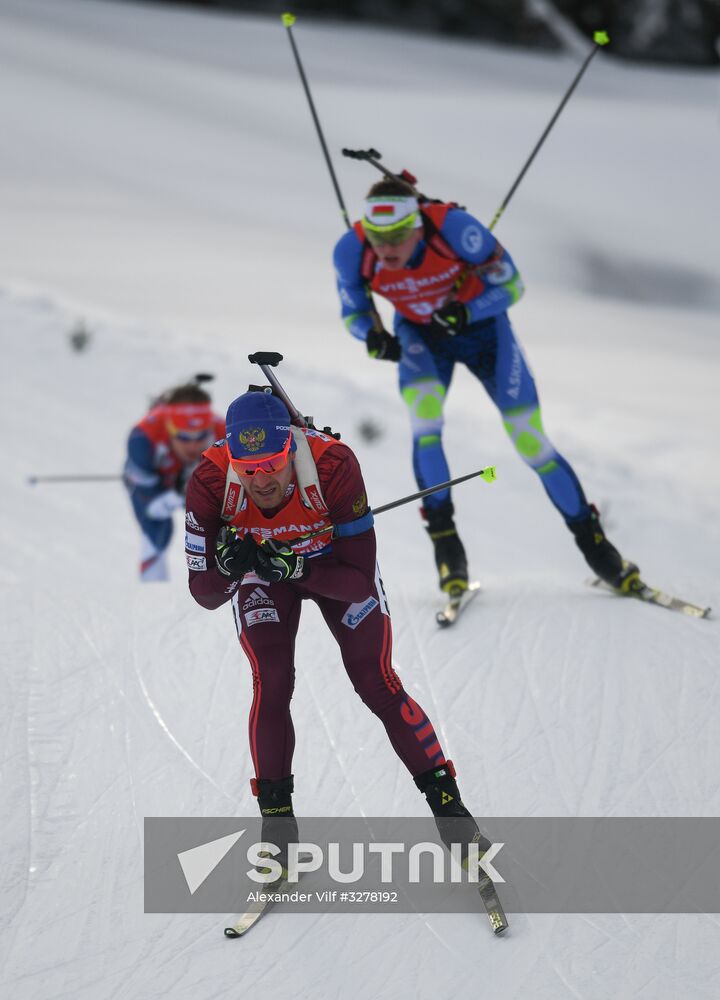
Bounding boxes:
[333,176,638,596]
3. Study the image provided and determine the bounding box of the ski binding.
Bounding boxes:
[588,576,710,619]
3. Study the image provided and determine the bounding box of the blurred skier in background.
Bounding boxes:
[124,380,225,582]
[333,177,639,598]
[185,388,493,868]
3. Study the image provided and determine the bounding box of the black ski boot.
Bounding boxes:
[414,761,491,860]
[416,762,509,934]
[422,502,469,595]
[568,504,639,591]
[253,775,299,877]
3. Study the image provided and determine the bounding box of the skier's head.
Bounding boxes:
[225,390,296,509]
[363,178,423,270]
[161,384,215,464]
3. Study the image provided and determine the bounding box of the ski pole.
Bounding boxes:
[273,465,497,548]
[372,465,496,515]
[441,31,609,299]
[342,32,609,233]
[488,30,609,231]
[281,12,350,231]
[281,14,386,335]
[27,473,122,485]
[246,352,496,531]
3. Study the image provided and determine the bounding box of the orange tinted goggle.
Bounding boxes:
[226,433,294,476]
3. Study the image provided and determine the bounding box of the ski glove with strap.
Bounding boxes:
[428,301,469,337]
[215,526,260,580]
[366,329,401,362]
[255,538,310,584]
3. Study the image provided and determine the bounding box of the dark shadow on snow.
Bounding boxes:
[579,248,720,312]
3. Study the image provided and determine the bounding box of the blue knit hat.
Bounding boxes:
[225,391,294,459]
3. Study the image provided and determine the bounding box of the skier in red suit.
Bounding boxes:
[185,388,489,858]
[123,381,225,581]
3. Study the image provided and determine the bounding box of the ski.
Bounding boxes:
[436,581,481,628]
[588,576,710,619]
[224,853,313,939]
[477,871,509,935]
[224,851,508,937]
[224,897,272,938]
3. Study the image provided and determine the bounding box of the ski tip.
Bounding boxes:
[224,926,242,938]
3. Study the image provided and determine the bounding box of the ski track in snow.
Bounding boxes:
[1,0,720,997]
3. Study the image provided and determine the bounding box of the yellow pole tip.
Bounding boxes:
[281,13,296,28]
[482,466,497,483]
[594,30,610,46]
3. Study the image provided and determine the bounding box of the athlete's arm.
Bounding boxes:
[123,427,171,520]
[333,230,376,342]
[441,208,525,320]
[186,459,241,610]
[295,445,379,604]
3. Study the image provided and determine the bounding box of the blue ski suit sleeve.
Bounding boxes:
[123,427,165,520]
[439,208,525,322]
[333,229,376,342]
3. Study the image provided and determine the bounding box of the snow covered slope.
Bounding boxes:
[1,1,719,997]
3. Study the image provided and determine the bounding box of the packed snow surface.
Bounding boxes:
[1,1,719,997]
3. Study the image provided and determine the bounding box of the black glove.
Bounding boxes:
[366,329,401,362]
[255,538,310,584]
[428,301,470,337]
[215,526,260,579]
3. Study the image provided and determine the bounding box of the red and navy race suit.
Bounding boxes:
[333,202,591,524]
[123,407,225,553]
[185,430,447,782]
